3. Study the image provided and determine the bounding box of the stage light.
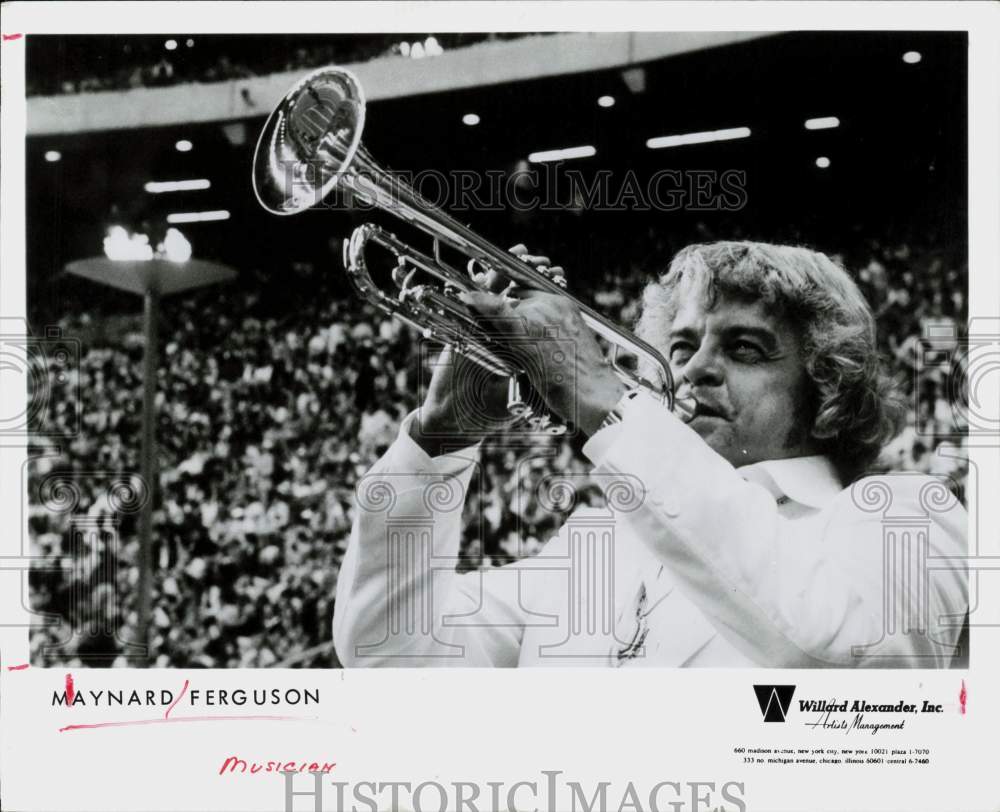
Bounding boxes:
[462,113,480,126]
[165,39,178,51]
[166,210,231,224]
[186,38,195,48]
[598,95,616,108]
[804,116,840,130]
[903,51,922,64]
[646,127,751,149]
[816,156,831,168]
[159,228,192,262]
[528,145,596,163]
[145,179,212,194]
[175,140,193,152]
[104,226,154,261]
[44,150,61,163]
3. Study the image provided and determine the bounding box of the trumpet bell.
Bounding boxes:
[252,68,367,215]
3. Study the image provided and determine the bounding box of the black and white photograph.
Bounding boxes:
[1,4,998,811]
[21,27,971,669]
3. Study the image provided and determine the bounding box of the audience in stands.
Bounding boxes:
[26,34,536,97]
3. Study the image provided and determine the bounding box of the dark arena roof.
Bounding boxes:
[26,30,966,318]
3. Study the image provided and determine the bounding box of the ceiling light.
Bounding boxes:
[816,156,831,169]
[166,210,230,224]
[175,140,193,152]
[44,150,61,163]
[186,38,195,48]
[903,51,922,64]
[804,116,840,130]
[145,179,212,194]
[165,39,178,51]
[646,127,751,150]
[528,145,596,164]
[598,95,615,108]
[462,113,480,126]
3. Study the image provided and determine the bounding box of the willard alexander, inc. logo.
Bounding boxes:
[753,685,796,722]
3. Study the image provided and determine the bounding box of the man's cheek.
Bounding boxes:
[690,420,732,449]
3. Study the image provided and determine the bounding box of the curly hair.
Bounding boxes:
[635,241,906,484]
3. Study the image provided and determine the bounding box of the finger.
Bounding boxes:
[459,291,532,340]
[519,254,551,267]
[466,260,510,295]
[508,243,528,256]
[459,290,513,318]
[506,267,566,298]
[481,268,508,294]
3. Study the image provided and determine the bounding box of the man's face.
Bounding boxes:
[664,292,816,469]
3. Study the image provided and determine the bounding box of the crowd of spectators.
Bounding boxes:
[27,219,969,668]
[26,34,537,97]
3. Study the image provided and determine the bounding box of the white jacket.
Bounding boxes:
[334,392,968,668]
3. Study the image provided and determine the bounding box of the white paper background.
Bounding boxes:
[1,668,995,811]
[1,3,998,811]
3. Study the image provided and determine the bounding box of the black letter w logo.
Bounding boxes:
[753,685,796,722]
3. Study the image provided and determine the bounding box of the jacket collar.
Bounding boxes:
[737,455,844,509]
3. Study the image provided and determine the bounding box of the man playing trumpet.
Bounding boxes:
[333,241,967,667]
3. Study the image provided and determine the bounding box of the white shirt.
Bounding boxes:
[333,392,968,668]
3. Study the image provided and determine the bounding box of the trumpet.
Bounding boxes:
[252,66,694,433]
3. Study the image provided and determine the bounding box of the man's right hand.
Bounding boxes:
[409,245,562,457]
[410,343,514,457]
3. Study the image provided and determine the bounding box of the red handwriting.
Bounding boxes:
[59,715,310,734]
[219,756,336,776]
[65,673,75,704]
[959,680,967,715]
[165,679,189,719]
[2,33,24,41]
[6,663,29,671]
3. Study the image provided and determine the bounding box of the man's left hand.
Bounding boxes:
[459,284,626,436]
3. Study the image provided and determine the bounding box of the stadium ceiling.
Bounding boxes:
[27,32,776,135]
[25,30,966,287]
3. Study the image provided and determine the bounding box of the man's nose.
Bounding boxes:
[680,344,724,387]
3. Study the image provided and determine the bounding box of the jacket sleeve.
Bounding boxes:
[333,413,528,667]
[583,392,968,668]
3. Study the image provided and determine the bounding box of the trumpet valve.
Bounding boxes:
[506,377,532,418]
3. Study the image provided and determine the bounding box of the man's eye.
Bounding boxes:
[669,342,694,363]
[730,341,764,362]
